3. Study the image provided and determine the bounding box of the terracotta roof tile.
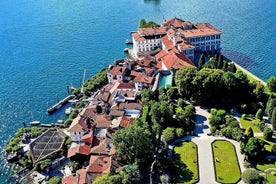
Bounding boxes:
[87,156,111,174]
[62,175,79,184]
[93,114,112,128]
[161,35,174,50]
[76,168,87,184]
[117,83,135,90]
[118,103,143,111]
[163,17,193,28]
[136,59,151,67]
[133,73,154,84]
[109,66,127,75]
[67,144,91,158]
[120,117,134,128]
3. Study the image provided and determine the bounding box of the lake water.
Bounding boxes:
[0,0,275,182]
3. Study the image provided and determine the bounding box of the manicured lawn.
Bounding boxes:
[257,162,276,184]
[257,136,275,152]
[240,117,261,133]
[212,140,241,183]
[172,141,198,184]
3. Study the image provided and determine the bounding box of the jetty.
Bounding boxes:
[47,95,75,114]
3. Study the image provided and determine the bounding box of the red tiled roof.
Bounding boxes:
[163,17,193,28]
[179,23,221,38]
[87,156,111,174]
[138,27,166,36]
[132,32,145,41]
[94,91,110,103]
[120,117,134,128]
[155,50,168,60]
[93,114,112,128]
[117,82,135,90]
[136,59,151,67]
[81,131,93,140]
[177,40,195,50]
[133,73,154,85]
[161,35,174,50]
[62,175,79,184]
[90,138,112,155]
[163,53,193,69]
[76,168,87,184]
[109,66,127,75]
[109,109,125,117]
[118,103,143,111]
[67,144,91,158]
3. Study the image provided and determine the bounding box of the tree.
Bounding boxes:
[265,95,276,118]
[243,137,265,159]
[245,127,254,139]
[271,107,276,130]
[272,144,276,155]
[150,101,174,131]
[112,122,154,166]
[175,128,185,138]
[120,163,141,184]
[175,66,198,99]
[93,174,123,184]
[242,168,261,184]
[139,19,159,28]
[139,19,147,28]
[162,127,176,144]
[252,81,265,101]
[141,88,158,104]
[267,76,276,93]
[263,127,273,141]
[217,54,223,69]
[222,61,228,71]
[198,53,205,69]
[227,63,237,73]
[255,108,263,120]
[47,176,61,184]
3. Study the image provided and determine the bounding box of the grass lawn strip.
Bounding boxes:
[257,162,276,183]
[240,117,261,133]
[173,141,199,184]
[256,137,274,152]
[212,140,241,183]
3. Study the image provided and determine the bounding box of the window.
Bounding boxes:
[211,36,215,40]
[206,36,210,40]
[201,37,205,41]
[216,35,220,39]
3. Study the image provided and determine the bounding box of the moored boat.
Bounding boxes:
[30,121,40,126]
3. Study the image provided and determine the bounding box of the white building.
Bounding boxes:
[131,17,222,62]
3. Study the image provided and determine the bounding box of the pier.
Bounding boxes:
[47,95,75,114]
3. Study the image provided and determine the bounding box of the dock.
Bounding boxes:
[47,95,75,114]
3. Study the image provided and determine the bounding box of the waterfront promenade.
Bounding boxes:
[232,61,267,85]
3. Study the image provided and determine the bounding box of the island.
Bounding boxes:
[6,17,276,184]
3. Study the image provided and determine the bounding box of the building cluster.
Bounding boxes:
[132,17,222,62]
[62,17,222,183]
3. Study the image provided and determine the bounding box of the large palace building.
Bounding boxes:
[132,17,222,62]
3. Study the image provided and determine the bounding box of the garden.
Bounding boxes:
[212,140,241,183]
[172,141,199,184]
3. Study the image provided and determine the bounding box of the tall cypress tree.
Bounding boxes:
[198,53,205,69]
[217,54,224,69]
[222,61,228,71]
[271,107,276,130]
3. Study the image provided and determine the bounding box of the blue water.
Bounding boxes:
[0,0,275,182]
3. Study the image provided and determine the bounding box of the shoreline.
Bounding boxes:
[232,61,266,86]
